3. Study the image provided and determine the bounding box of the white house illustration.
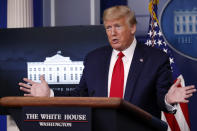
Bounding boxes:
[27,51,84,84]
[174,7,197,34]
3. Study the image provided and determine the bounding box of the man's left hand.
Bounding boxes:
[166,78,196,105]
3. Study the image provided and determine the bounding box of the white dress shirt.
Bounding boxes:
[108,37,137,97]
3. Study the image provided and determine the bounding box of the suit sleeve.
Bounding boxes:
[155,54,173,113]
[69,54,89,96]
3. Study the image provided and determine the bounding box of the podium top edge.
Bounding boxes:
[0,96,152,121]
[0,96,123,107]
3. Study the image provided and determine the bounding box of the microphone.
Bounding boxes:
[89,90,95,97]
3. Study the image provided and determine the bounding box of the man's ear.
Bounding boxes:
[130,24,136,34]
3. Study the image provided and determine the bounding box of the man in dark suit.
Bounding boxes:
[19,5,196,119]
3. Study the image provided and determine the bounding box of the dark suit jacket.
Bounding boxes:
[55,42,173,119]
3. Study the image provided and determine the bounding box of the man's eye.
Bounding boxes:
[115,25,121,29]
[106,26,112,30]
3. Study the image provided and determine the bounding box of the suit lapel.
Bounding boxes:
[124,43,146,101]
[100,46,113,97]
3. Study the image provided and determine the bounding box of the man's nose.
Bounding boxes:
[111,27,117,36]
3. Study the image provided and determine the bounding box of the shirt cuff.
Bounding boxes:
[50,89,54,97]
[165,94,177,114]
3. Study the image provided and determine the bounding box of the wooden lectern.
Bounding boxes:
[0,97,167,131]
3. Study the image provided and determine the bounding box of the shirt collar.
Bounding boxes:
[113,37,137,60]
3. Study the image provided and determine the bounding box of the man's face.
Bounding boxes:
[104,17,136,51]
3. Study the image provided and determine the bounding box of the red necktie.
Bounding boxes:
[110,52,124,98]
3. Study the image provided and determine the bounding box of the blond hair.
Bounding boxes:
[103,5,137,26]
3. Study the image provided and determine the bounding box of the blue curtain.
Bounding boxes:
[0,0,7,28]
[33,0,43,27]
[0,0,7,129]
[0,115,7,131]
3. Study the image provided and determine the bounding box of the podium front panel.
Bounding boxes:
[22,107,91,131]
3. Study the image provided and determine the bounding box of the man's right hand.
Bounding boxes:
[19,75,50,97]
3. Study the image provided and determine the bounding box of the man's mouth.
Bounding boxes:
[112,39,119,44]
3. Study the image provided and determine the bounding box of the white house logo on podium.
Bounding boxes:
[160,0,197,61]
[27,51,84,84]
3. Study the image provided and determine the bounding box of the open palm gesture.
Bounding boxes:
[19,75,50,97]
